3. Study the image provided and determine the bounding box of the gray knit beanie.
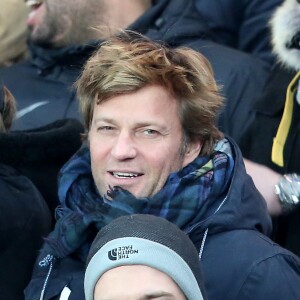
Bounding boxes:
[85,214,206,300]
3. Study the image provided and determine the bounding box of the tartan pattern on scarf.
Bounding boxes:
[42,139,234,260]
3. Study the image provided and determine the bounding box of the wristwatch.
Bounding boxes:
[275,173,300,213]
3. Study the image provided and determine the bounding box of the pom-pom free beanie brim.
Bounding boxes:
[85,214,206,300]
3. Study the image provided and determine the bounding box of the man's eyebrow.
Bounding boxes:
[134,121,169,130]
[140,291,175,299]
[93,117,115,124]
[93,118,169,131]
[97,293,175,300]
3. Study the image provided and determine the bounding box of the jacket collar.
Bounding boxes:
[28,40,100,71]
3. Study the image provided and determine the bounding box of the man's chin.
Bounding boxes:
[104,185,145,200]
[29,31,55,48]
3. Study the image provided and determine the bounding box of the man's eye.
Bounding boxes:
[144,129,158,135]
[97,126,114,131]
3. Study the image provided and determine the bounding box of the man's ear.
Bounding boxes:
[81,130,89,144]
[183,140,202,167]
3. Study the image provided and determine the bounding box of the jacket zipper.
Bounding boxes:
[38,254,55,300]
[187,195,228,260]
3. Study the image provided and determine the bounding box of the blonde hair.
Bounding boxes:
[0,0,29,66]
[0,86,16,132]
[76,31,223,155]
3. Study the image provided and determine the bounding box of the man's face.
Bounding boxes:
[94,265,186,300]
[89,85,201,199]
[25,0,102,47]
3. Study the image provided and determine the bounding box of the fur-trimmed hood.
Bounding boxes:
[271,0,300,70]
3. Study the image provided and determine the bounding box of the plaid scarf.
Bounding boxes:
[42,139,234,261]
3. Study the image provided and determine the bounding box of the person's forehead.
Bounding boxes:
[95,85,178,108]
[95,265,183,299]
[93,86,181,124]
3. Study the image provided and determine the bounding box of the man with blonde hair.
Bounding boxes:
[26,31,300,300]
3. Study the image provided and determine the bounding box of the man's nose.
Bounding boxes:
[111,131,137,160]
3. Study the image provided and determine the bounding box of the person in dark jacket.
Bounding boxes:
[0,93,84,298]
[0,0,269,143]
[0,85,52,300]
[239,0,300,257]
[194,0,283,66]
[25,31,300,300]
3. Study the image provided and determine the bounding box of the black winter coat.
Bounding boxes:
[0,119,84,213]
[0,163,51,300]
[0,119,84,299]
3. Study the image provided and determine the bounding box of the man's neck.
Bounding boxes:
[99,0,151,39]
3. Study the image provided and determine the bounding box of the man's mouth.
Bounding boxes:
[110,172,142,179]
[25,0,43,10]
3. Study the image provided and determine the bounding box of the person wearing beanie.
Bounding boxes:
[85,214,206,300]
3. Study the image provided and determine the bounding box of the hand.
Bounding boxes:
[244,159,283,216]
